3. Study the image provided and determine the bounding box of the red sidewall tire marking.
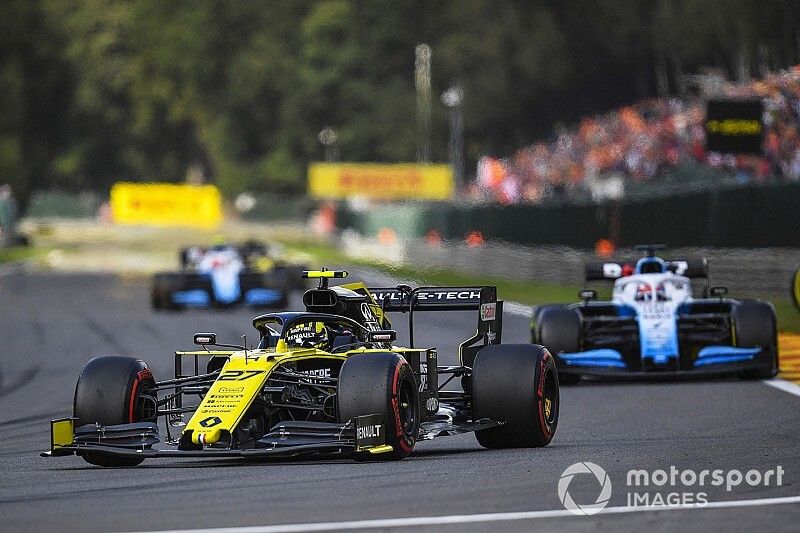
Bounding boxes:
[536,351,552,439]
[390,362,413,453]
[129,368,152,423]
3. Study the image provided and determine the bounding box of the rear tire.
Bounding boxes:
[73,356,156,466]
[733,301,778,379]
[337,353,419,460]
[266,267,291,308]
[151,272,182,310]
[472,344,559,448]
[241,269,289,308]
[290,263,310,290]
[536,307,581,384]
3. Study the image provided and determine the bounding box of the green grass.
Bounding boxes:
[0,246,40,264]
[772,300,800,333]
[279,237,800,333]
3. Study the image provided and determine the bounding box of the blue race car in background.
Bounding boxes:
[151,241,292,310]
[531,245,778,382]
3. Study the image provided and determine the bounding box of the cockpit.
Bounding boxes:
[635,256,668,275]
[254,313,368,353]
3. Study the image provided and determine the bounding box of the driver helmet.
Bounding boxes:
[285,321,329,350]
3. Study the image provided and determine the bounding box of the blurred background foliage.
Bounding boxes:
[1,0,798,201]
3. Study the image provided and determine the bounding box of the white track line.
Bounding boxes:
[762,378,800,398]
[503,301,533,318]
[132,495,800,533]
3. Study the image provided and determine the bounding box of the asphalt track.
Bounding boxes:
[1,270,799,532]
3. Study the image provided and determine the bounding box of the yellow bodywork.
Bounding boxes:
[50,418,75,449]
[183,349,347,445]
[182,343,422,446]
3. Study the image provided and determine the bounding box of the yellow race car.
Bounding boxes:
[44,270,559,466]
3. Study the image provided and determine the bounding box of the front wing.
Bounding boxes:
[556,347,770,380]
[42,414,393,461]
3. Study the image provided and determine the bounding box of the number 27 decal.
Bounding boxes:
[218,370,265,381]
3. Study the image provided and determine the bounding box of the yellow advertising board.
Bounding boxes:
[110,182,222,228]
[308,163,454,200]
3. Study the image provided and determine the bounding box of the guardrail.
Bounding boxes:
[336,181,800,248]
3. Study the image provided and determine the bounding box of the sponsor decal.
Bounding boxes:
[360,302,382,331]
[198,416,222,428]
[356,424,381,440]
[371,289,482,305]
[308,163,454,200]
[361,303,377,322]
[480,302,496,321]
[110,182,222,229]
[418,369,428,392]
[354,414,385,450]
[426,397,439,412]
[299,368,331,378]
[218,386,244,393]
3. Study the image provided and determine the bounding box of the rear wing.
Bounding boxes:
[367,286,502,368]
[369,286,494,312]
[585,258,709,281]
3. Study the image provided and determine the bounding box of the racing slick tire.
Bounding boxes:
[585,261,611,281]
[179,247,191,269]
[73,356,157,466]
[472,344,559,448]
[289,263,310,290]
[733,301,779,379]
[530,305,566,342]
[337,353,419,460]
[151,272,182,310]
[535,307,581,384]
[265,267,291,308]
[240,270,288,309]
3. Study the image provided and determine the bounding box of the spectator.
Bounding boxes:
[476,65,800,204]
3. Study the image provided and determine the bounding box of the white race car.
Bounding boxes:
[532,245,778,382]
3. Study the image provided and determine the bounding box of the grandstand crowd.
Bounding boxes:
[476,66,800,204]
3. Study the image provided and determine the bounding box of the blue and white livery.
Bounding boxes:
[152,243,290,310]
[532,246,778,381]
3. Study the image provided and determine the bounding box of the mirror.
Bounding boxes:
[194,332,217,345]
[710,286,728,297]
[367,330,397,343]
[579,289,597,301]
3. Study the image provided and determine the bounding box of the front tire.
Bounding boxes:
[151,272,182,310]
[73,356,157,466]
[337,353,420,460]
[472,344,559,448]
[535,307,581,384]
[733,301,779,379]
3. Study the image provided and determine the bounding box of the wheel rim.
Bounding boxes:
[398,375,417,439]
[793,269,800,310]
[542,366,558,426]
